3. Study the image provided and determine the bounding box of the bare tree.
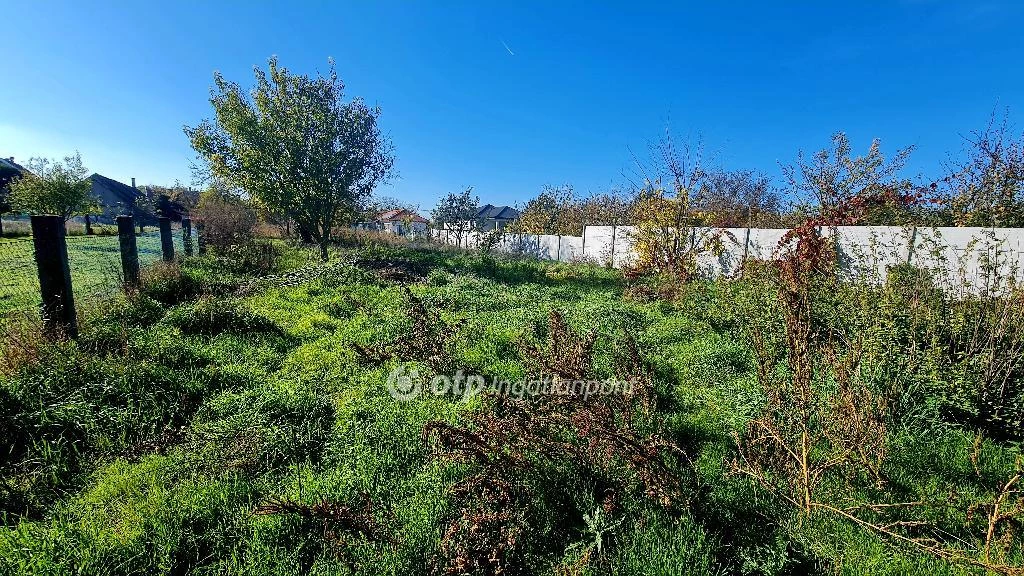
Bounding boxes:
[782,132,915,222]
[696,169,783,228]
[943,110,1024,227]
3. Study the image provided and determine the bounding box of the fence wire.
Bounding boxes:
[0,230,184,318]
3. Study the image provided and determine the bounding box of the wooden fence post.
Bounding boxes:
[159,216,174,261]
[30,215,77,337]
[182,217,193,257]
[196,222,206,255]
[117,215,140,288]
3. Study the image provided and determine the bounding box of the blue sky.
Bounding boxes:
[2,1,1022,212]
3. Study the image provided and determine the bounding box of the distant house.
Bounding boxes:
[1,157,28,198]
[0,156,28,180]
[0,157,29,235]
[1,157,29,197]
[87,174,151,225]
[87,174,185,225]
[377,208,429,236]
[476,204,520,231]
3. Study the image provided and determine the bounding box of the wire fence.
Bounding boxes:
[0,230,183,318]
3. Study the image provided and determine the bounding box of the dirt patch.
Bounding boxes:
[353,257,431,283]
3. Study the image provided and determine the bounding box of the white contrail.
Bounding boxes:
[501,40,515,56]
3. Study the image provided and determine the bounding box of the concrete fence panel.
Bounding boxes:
[558,235,584,262]
[692,227,747,278]
[583,226,615,264]
[612,226,636,269]
[746,228,791,261]
[832,226,912,282]
[537,235,561,260]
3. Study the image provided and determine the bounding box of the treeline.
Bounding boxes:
[510,113,1024,236]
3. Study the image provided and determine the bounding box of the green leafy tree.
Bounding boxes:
[185,57,395,260]
[579,190,632,228]
[9,153,100,221]
[431,187,479,246]
[511,184,581,235]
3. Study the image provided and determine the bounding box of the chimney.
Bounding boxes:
[131,177,136,188]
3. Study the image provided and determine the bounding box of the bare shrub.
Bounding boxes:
[734,176,1024,572]
[944,110,1024,228]
[255,493,393,568]
[423,311,686,574]
[353,285,463,374]
[192,190,256,252]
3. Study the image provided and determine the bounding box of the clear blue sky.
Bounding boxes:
[2,1,1022,212]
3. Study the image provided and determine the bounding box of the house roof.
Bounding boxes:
[476,204,520,220]
[88,173,143,210]
[378,208,428,224]
[0,157,27,174]
[87,173,185,223]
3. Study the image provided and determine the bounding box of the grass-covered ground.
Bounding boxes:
[0,238,1020,575]
[0,230,183,317]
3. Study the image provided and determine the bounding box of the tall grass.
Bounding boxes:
[0,238,1021,575]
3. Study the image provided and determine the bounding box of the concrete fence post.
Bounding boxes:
[182,217,193,257]
[30,215,77,337]
[610,226,617,267]
[159,216,174,261]
[906,226,918,265]
[117,215,140,289]
[741,227,751,274]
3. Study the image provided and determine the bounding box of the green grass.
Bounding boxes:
[0,230,184,317]
[0,240,1018,575]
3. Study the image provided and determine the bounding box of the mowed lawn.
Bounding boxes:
[0,230,183,317]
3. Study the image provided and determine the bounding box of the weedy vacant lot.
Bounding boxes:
[0,239,1021,575]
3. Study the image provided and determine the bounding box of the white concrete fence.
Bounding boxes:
[431,225,1024,288]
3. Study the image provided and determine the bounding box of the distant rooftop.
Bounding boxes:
[379,208,428,223]
[476,204,520,220]
[0,157,27,174]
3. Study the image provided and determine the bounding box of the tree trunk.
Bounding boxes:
[85,214,93,235]
[319,241,329,261]
[0,217,4,236]
[298,224,314,244]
